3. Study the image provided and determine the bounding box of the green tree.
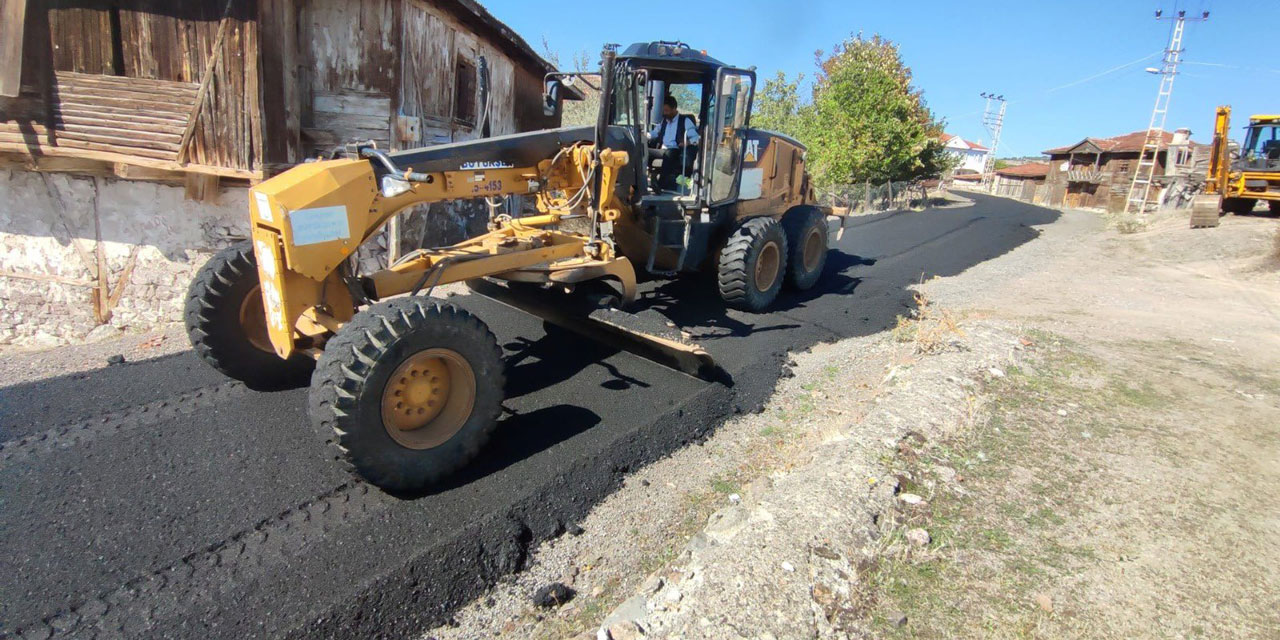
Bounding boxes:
[541,40,600,128]
[751,71,808,139]
[993,159,1010,170]
[804,34,954,185]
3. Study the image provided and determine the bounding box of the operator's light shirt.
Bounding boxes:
[649,114,700,149]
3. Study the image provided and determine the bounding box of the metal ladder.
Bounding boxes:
[1123,18,1186,216]
[645,215,692,276]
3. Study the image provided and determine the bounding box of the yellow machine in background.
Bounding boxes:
[185,42,841,492]
[1191,106,1280,228]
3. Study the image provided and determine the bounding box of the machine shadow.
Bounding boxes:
[400,404,602,497]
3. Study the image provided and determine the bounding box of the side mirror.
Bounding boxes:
[543,79,562,118]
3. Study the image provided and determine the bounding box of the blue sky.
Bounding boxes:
[484,0,1279,157]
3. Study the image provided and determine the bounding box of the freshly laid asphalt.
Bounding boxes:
[0,193,1058,639]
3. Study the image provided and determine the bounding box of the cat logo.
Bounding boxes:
[744,139,760,163]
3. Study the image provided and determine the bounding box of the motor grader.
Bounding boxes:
[1190,106,1280,228]
[186,42,839,492]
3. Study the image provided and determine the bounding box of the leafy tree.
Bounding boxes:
[541,40,600,128]
[751,71,807,139]
[803,34,954,185]
[993,159,1010,170]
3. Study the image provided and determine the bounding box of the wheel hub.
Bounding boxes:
[754,241,781,292]
[802,227,824,272]
[238,284,275,353]
[381,348,476,449]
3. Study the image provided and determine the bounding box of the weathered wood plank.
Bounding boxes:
[55,71,200,95]
[258,0,301,165]
[0,141,261,179]
[55,107,189,129]
[53,121,184,143]
[313,92,393,118]
[0,0,27,97]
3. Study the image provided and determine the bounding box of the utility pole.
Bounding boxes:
[980,93,1006,191]
[1123,8,1209,216]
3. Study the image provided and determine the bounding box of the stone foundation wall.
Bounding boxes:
[0,169,249,348]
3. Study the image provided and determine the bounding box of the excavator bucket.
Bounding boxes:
[466,278,722,381]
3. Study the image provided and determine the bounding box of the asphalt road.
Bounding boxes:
[0,193,1058,639]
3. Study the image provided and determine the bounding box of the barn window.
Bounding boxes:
[454,57,477,126]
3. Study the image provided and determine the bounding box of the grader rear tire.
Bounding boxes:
[308,298,505,493]
[718,217,788,312]
[782,206,829,291]
[184,241,314,390]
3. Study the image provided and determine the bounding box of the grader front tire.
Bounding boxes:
[308,298,505,493]
[184,241,314,390]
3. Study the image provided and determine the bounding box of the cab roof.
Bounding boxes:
[617,41,727,70]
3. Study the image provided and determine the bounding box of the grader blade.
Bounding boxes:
[466,278,722,381]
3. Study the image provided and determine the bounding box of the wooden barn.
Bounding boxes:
[0,0,566,188]
[0,0,575,348]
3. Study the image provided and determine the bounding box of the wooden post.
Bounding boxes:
[0,0,26,97]
[176,0,237,164]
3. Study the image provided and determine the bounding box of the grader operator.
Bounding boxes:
[185,42,839,492]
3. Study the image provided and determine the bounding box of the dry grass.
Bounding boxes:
[893,282,966,354]
[861,335,1280,639]
[1107,211,1148,234]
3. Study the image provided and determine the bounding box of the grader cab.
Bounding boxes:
[186,42,841,492]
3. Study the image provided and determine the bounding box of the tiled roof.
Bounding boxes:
[1043,130,1186,155]
[996,162,1049,178]
[941,133,989,152]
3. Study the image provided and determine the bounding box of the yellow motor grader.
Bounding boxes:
[1190,106,1280,227]
[186,42,839,492]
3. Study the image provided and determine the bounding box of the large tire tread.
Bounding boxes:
[308,297,505,493]
[717,216,788,312]
[781,205,829,291]
[184,241,314,389]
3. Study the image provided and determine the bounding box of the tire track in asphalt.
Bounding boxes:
[10,482,385,638]
[0,382,246,470]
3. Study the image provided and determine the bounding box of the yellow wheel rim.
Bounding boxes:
[238,285,275,354]
[381,348,476,450]
[754,241,781,292]
[802,226,825,272]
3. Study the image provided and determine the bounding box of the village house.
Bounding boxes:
[0,0,574,347]
[992,162,1049,203]
[941,133,989,174]
[1041,128,1200,212]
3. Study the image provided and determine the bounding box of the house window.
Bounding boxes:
[453,57,477,127]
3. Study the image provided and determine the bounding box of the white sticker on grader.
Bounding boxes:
[254,192,274,223]
[254,239,286,332]
[288,206,351,246]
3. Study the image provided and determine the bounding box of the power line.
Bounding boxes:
[1044,50,1164,93]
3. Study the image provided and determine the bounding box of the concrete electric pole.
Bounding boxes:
[1122,8,1209,216]
[980,93,1006,191]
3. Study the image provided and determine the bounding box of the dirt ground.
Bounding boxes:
[865,208,1280,639]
